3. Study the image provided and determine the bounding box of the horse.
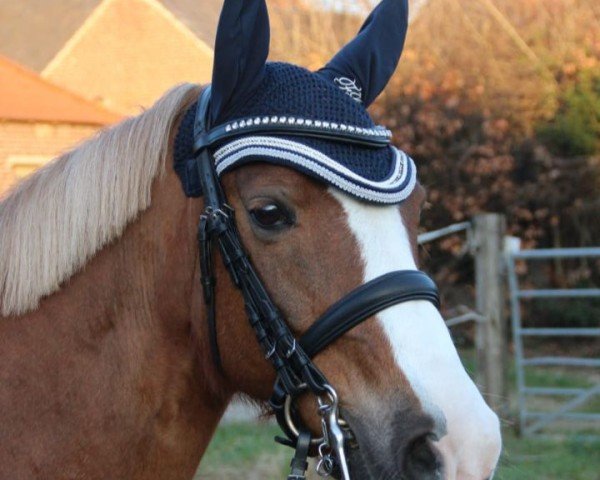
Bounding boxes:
[0,1,502,479]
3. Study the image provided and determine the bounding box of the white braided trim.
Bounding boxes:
[214,136,410,191]
[213,144,417,204]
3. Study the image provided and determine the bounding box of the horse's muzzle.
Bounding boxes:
[342,406,445,480]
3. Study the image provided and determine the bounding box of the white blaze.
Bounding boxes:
[330,189,501,480]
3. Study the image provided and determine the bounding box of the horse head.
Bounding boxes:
[175,0,502,478]
[0,1,501,479]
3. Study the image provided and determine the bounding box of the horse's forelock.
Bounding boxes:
[0,83,201,317]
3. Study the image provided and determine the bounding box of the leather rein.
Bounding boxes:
[189,87,440,480]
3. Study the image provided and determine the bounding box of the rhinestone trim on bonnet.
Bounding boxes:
[224,116,392,139]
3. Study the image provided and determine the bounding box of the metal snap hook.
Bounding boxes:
[317,384,339,411]
[316,384,351,480]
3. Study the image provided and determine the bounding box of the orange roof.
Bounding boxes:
[0,54,121,125]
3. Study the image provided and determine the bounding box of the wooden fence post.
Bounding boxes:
[473,213,508,413]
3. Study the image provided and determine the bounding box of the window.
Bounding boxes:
[7,155,52,178]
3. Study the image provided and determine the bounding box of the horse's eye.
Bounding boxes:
[249,203,294,230]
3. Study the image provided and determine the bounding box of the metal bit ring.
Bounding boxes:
[283,394,324,446]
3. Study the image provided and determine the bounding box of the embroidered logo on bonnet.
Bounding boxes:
[334,77,363,103]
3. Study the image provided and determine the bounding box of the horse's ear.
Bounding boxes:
[210,0,270,125]
[317,0,408,107]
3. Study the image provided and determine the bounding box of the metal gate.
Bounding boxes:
[507,247,600,436]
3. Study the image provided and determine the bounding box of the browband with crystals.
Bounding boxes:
[192,88,392,151]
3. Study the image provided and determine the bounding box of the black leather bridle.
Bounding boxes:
[189,87,440,480]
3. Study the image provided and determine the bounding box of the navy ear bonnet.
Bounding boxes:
[174,0,416,204]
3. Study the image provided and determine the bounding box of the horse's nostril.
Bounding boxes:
[403,434,443,480]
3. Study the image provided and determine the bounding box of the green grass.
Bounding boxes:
[194,423,289,480]
[496,431,600,480]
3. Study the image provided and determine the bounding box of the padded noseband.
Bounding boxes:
[300,271,439,358]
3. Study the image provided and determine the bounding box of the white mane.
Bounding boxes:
[0,83,200,316]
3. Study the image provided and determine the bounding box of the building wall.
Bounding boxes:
[0,121,100,194]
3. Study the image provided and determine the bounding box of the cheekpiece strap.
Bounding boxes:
[193,86,213,142]
[191,87,331,397]
[172,86,215,198]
